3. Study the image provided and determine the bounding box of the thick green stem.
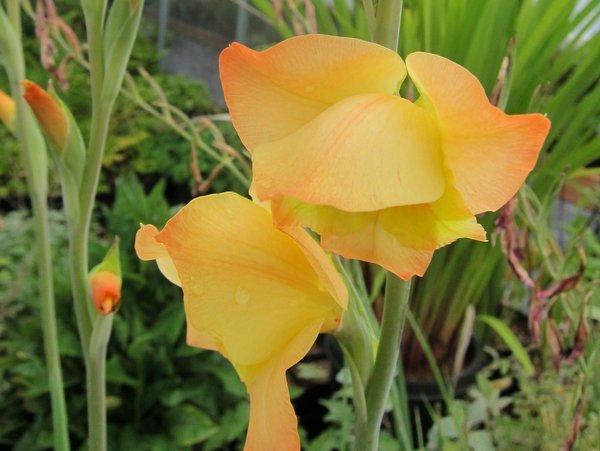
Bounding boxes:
[68,225,93,355]
[355,274,411,451]
[3,4,70,449]
[34,200,71,451]
[67,5,113,450]
[87,315,113,451]
[86,356,107,451]
[373,0,403,51]
[80,5,111,229]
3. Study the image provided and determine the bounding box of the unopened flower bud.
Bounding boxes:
[22,80,68,151]
[89,238,122,316]
[90,270,121,315]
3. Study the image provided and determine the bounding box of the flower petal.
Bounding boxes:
[186,319,219,352]
[272,185,486,280]
[220,34,406,150]
[237,319,323,451]
[406,52,551,214]
[135,224,181,286]
[0,90,15,130]
[155,192,344,366]
[254,93,445,211]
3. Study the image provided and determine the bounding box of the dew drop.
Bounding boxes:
[225,208,234,218]
[235,287,250,305]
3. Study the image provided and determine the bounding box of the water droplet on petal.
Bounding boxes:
[235,287,250,305]
[225,208,234,218]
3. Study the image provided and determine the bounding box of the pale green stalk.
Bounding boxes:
[1,3,70,449]
[356,274,411,451]
[87,315,113,451]
[373,0,403,51]
[65,1,129,449]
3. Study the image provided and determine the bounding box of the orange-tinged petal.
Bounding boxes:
[220,34,406,150]
[135,224,181,286]
[406,52,551,214]
[0,90,16,129]
[150,192,346,450]
[282,225,348,314]
[272,185,486,280]
[238,319,322,451]
[186,319,219,351]
[254,93,444,211]
[155,192,345,367]
[22,80,68,150]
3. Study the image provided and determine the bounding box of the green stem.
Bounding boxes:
[68,225,93,355]
[3,4,70,449]
[87,315,113,451]
[86,356,107,451]
[356,273,411,451]
[79,5,111,228]
[373,0,403,51]
[36,204,71,451]
[72,5,113,450]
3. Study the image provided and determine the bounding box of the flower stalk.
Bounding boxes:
[357,273,411,450]
[0,3,70,450]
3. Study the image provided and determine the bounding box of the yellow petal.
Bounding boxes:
[0,90,16,130]
[155,192,344,367]
[282,225,348,315]
[134,224,181,286]
[406,52,551,214]
[186,319,219,352]
[238,319,323,451]
[254,93,444,211]
[272,185,486,280]
[220,34,406,150]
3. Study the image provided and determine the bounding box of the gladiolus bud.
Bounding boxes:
[90,271,121,315]
[0,90,16,131]
[22,80,68,151]
[89,238,122,316]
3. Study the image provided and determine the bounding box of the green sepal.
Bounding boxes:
[102,0,145,105]
[47,84,87,189]
[90,236,122,279]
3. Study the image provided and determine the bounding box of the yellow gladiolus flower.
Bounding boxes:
[135,192,347,451]
[220,35,551,279]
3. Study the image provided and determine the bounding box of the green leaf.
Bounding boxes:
[477,314,535,376]
[165,404,219,446]
[106,356,137,386]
